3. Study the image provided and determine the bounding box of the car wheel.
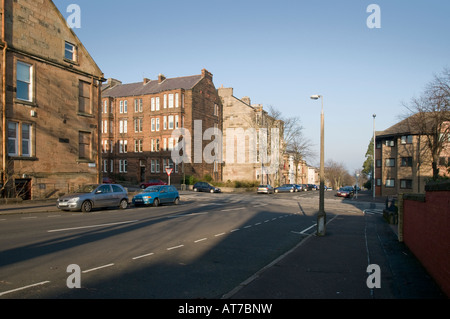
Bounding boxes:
[174,197,180,205]
[81,200,92,213]
[153,198,160,207]
[119,199,128,210]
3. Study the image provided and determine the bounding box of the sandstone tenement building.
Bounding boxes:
[101,69,223,185]
[0,0,104,199]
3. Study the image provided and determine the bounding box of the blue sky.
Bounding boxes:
[54,0,450,174]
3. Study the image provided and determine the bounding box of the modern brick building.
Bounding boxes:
[101,69,222,185]
[375,112,450,197]
[0,0,104,199]
[218,87,283,185]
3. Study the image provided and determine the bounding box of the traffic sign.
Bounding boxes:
[166,168,173,176]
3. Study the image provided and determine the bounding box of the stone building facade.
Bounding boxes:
[218,87,283,185]
[0,0,104,199]
[101,69,223,185]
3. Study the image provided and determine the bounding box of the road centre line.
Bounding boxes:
[47,220,139,233]
[132,252,154,260]
[221,207,245,212]
[82,263,115,273]
[0,281,50,297]
[194,238,207,243]
[167,245,184,250]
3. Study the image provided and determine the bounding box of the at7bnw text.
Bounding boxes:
[178,303,272,316]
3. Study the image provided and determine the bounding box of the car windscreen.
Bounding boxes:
[144,186,162,192]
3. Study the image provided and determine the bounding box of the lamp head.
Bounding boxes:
[310,95,321,100]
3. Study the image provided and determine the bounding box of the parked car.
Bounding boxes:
[274,184,296,193]
[257,184,274,194]
[336,186,354,198]
[294,184,305,192]
[57,184,129,213]
[139,179,167,189]
[193,182,221,193]
[132,185,180,207]
[102,176,115,184]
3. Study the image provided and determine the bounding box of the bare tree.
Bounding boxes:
[325,159,352,190]
[266,105,315,183]
[402,67,450,180]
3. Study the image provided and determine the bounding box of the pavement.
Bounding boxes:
[223,193,448,300]
[0,191,447,301]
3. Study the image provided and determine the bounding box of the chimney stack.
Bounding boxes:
[158,73,166,83]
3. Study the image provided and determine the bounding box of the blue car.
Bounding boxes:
[132,185,180,207]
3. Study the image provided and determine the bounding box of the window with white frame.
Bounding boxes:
[119,120,128,133]
[135,139,143,153]
[151,159,155,173]
[8,122,18,156]
[151,118,155,132]
[156,118,160,131]
[119,140,128,153]
[168,94,174,108]
[64,42,77,62]
[175,115,179,129]
[175,93,179,108]
[156,159,160,173]
[120,101,124,113]
[156,97,160,111]
[164,94,167,108]
[110,159,114,172]
[151,98,155,111]
[123,100,128,113]
[119,160,128,173]
[168,137,174,150]
[168,115,174,130]
[164,116,167,130]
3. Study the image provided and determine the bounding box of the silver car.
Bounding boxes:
[57,184,129,212]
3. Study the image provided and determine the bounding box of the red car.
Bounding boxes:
[102,177,115,184]
[139,179,167,189]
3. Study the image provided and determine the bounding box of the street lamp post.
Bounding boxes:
[373,114,376,199]
[310,94,326,236]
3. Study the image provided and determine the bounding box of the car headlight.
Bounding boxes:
[143,196,152,200]
[67,197,80,203]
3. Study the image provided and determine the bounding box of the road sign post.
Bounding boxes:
[166,167,173,185]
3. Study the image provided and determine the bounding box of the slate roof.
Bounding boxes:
[376,112,450,137]
[102,74,203,98]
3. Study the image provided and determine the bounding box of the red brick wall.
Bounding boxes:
[403,190,450,297]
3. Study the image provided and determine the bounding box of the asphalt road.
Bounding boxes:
[0,190,361,299]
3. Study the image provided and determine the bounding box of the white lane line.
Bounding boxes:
[215,233,226,237]
[47,215,61,218]
[254,222,261,226]
[132,253,154,260]
[47,220,139,233]
[82,263,115,273]
[0,281,50,297]
[230,229,240,232]
[21,217,37,220]
[194,238,207,243]
[243,225,252,229]
[167,245,184,251]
